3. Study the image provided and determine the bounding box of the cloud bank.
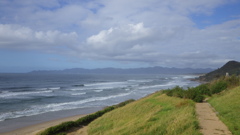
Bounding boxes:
[0,0,240,68]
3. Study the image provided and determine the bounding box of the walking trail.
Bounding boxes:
[196,102,232,135]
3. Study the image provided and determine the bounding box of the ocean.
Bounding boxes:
[0,73,200,132]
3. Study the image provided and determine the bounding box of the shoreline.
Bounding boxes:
[1,114,86,135]
[0,107,102,135]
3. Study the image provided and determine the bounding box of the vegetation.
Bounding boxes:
[162,75,240,102]
[198,60,240,81]
[39,74,240,135]
[88,93,201,135]
[38,99,135,135]
[208,86,240,135]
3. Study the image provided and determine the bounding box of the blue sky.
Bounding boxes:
[0,0,240,73]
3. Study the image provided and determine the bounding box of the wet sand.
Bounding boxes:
[1,114,86,135]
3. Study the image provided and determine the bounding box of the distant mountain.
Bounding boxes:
[197,60,240,81]
[29,66,213,75]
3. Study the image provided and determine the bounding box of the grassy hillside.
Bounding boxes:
[198,60,240,81]
[38,100,135,135]
[88,93,201,135]
[208,86,240,135]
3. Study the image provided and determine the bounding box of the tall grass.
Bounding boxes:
[38,99,135,135]
[88,93,201,135]
[208,86,240,135]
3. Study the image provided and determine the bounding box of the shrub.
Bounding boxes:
[163,75,240,103]
[195,84,211,96]
[193,94,204,102]
[40,121,76,135]
[164,86,185,98]
[75,106,115,125]
[163,86,206,102]
[210,80,228,94]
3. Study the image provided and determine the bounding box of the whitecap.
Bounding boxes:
[0,90,53,98]
[94,90,103,92]
[48,87,61,90]
[127,79,152,83]
[71,92,86,96]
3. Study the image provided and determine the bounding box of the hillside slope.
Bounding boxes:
[88,93,201,135]
[208,86,240,135]
[198,61,240,81]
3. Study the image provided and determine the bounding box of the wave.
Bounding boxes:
[72,84,84,87]
[85,81,127,87]
[36,88,48,91]
[182,75,198,79]
[68,88,86,91]
[48,87,61,90]
[3,86,32,90]
[71,92,86,96]
[36,87,61,91]
[94,90,103,92]
[0,90,53,98]
[137,81,187,90]
[83,82,130,91]
[0,92,131,121]
[127,79,152,83]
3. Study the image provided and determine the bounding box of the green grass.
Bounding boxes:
[38,99,135,135]
[88,92,201,135]
[208,86,240,135]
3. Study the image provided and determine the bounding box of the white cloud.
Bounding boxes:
[0,24,79,52]
[0,0,239,69]
[87,23,150,48]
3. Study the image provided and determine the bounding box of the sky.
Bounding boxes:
[0,0,240,73]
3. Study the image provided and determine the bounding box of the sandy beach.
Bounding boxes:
[1,114,86,135]
[0,107,102,135]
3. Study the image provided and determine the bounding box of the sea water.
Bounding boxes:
[0,73,199,131]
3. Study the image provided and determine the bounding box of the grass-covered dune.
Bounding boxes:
[209,86,240,135]
[88,93,201,135]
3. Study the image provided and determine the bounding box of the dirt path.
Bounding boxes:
[196,102,232,135]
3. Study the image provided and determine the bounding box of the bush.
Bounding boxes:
[210,80,228,94]
[164,86,185,98]
[163,86,206,103]
[40,121,76,135]
[184,87,204,102]
[193,94,204,102]
[195,84,211,96]
[163,75,240,103]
